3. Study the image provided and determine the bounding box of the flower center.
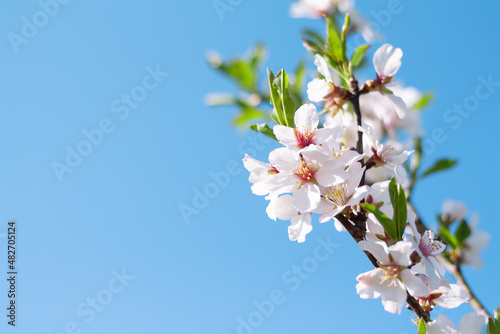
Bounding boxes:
[294,126,316,148]
[371,145,393,166]
[331,148,341,159]
[324,184,348,208]
[293,159,315,183]
[419,232,445,258]
[378,263,402,287]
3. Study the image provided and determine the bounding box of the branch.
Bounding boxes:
[349,78,363,157]
[340,78,430,322]
[407,201,493,319]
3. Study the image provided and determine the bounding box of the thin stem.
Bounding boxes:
[453,262,492,319]
[349,78,363,156]
[407,292,431,322]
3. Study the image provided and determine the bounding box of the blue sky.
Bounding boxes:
[0,1,499,333]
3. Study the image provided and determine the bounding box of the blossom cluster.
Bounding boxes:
[241,41,490,332]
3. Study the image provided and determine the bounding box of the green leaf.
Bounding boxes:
[455,219,472,247]
[436,214,448,229]
[249,44,266,70]
[351,45,370,68]
[388,178,407,241]
[271,112,280,124]
[291,60,306,102]
[418,318,427,334]
[422,159,457,177]
[303,30,325,46]
[232,108,268,127]
[487,318,500,334]
[248,123,277,141]
[272,69,296,127]
[218,60,256,92]
[301,37,326,55]
[325,17,344,62]
[413,137,423,173]
[361,203,398,242]
[267,69,286,125]
[412,92,434,111]
[340,14,350,57]
[388,177,398,210]
[439,227,457,250]
[396,184,407,240]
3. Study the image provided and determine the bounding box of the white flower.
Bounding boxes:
[462,213,489,269]
[273,103,343,150]
[405,218,447,289]
[317,162,369,224]
[242,154,281,196]
[307,54,334,101]
[441,200,468,224]
[360,123,413,183]
[269,145,345,212]
[324,110,357,147]
[266,194,313,243]
[290,0,336,19]
[356,240,428,314]
[373,43,403,78]
[359,84,422,139]
[370,43,408,118]
[419,283,469,310]
[307,55,347,113]
[425,313,485,334]
[364,180,398,243]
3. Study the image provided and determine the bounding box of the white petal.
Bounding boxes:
[307,79,331,102]
[273,125,297,147]
[293,183,321,212]
[290,2,320,19]
[373,43,403,77]
[333,219,346,231]
[434,284,469,309]
[426,314,457,334]
[356,269,382,299]
[393,164,407,184]
[456,312,485,334]
[268,147,297,172]
[294,103,319,129]
[385,93,408,119]
[358,240,388,262]
[380,288,407,314]
[288,214,313,243]
[345,185,369,207]
[442,200,467,223]
[313,54,333,82]
[318,207,342,223]
[401,271,428,297]
[266,195,296,221]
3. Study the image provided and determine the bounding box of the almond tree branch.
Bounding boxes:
[407,201,492,319]
[334,79,430,322]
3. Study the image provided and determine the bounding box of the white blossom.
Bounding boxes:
[425,313,485,334]
[356,240,428,314]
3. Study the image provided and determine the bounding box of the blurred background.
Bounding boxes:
[0,1,499,333]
